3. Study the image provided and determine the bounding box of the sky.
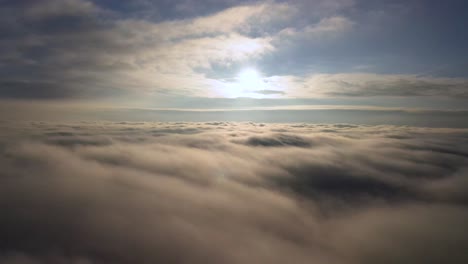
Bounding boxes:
[1,0,468,123]
[1,1,468,263]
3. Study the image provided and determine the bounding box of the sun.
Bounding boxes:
[215,67,266,98]
[237,68,262,88]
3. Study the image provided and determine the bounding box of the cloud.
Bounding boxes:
[0,121,468,263]
[291,73,468,98]
[253,89,285,95]
[211,70,468,99]
[235,133,311,147]
[307,16,354,34]
[278,16,354,39]
[0,0,281,99]
[1,101,468,127]
[23,0,98,20]
[1,0,467,102]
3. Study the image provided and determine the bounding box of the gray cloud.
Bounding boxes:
[235,133,311,147]
[0,121,468,263]
[0,0,280,99]
[253,89,286,95]
[302,73,468,98]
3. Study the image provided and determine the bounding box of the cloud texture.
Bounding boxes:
[1,121,468,263]
[1,0,468,101]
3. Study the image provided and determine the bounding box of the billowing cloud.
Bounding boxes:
[0,121,468,263]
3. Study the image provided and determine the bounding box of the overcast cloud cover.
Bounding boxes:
[0,0,467,110]
[1,121,468,263]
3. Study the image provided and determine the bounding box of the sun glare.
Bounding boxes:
[238,68,259,81]
[237,68,262,88]
[216,67,268,98]
[238,68,262,89]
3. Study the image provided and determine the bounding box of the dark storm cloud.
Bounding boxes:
[1,121,468,263]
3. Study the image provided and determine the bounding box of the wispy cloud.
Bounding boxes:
[298,73,468,97]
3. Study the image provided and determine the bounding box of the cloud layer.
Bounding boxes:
[1,0,467,101]
[1,121,468,263]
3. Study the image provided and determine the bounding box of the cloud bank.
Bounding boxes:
[1,121,468,263]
